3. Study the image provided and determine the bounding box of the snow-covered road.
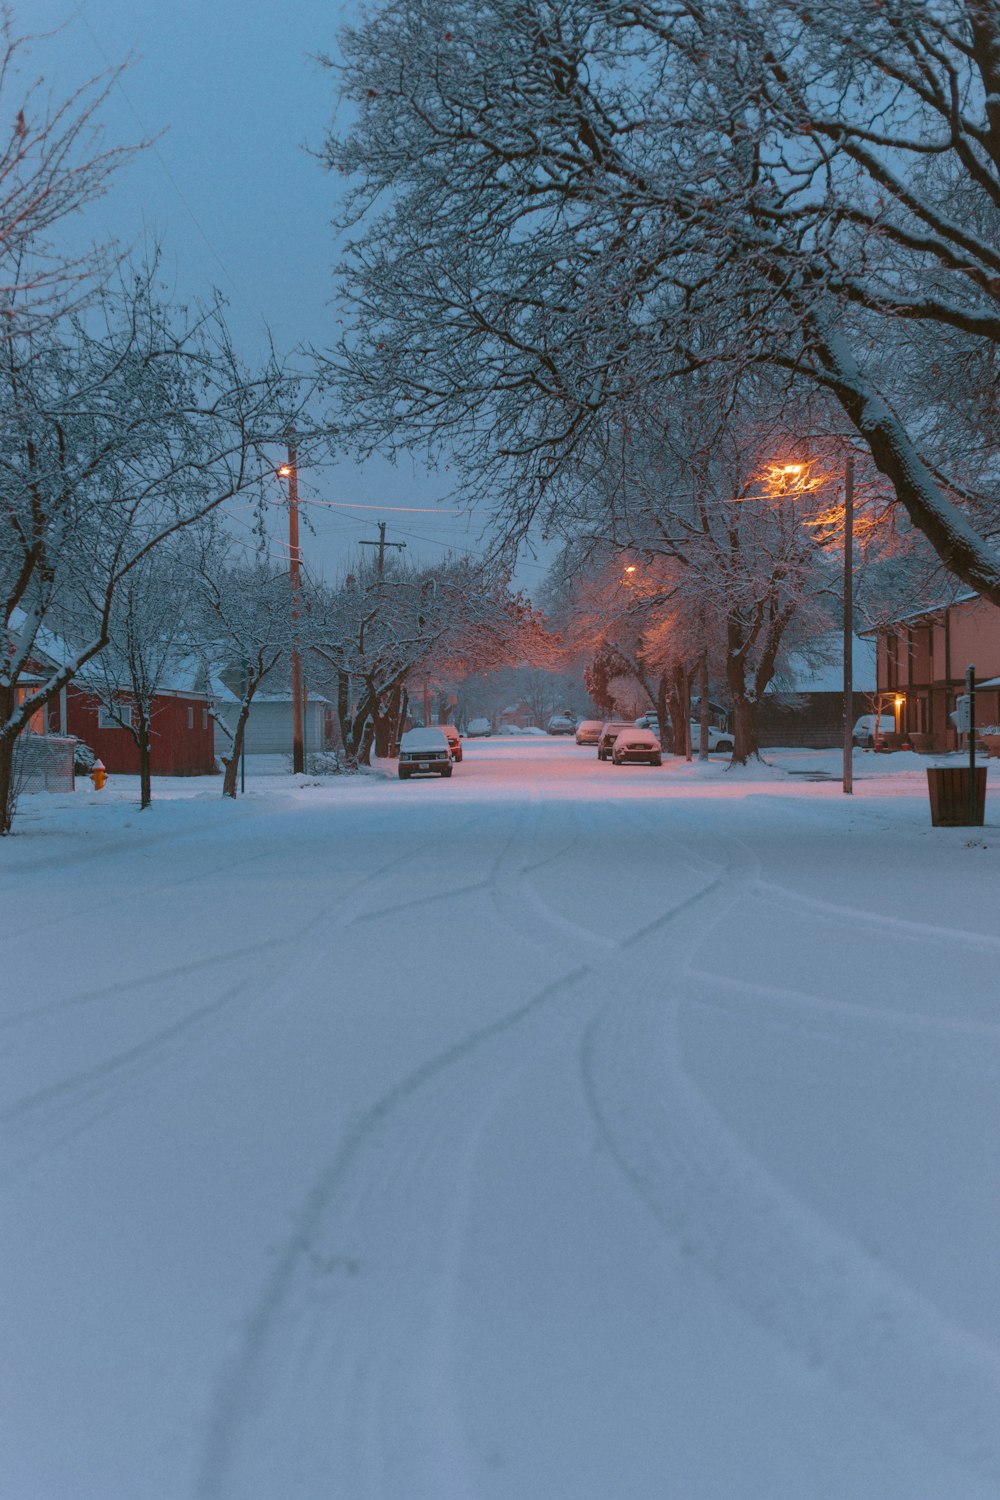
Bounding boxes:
[2,737,999,1498]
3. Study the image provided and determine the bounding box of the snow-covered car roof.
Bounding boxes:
[615,727,659,744]
[400,728,449,749]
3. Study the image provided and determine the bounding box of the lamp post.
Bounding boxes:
[842,456,855,795]
[278,445,305,775]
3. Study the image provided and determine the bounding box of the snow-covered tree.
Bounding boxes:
[194,536,299,799]
[324,0,1000,602]
[81,542,200,810]
[0,14,137,331]
[0,264,305,831]
[312,555,550,763]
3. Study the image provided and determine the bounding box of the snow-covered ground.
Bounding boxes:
[3,736,998,1499]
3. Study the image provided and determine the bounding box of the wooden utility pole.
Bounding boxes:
[842,455,855,796]
[359,520,406,578]
[280,441,305,774]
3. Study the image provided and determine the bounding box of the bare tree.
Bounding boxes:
[0,12,138,330]
[194,537,298,799]
[323,0,1000,602]
[1,264,305,831]
[312,555,550,763]
[81,542,200,810]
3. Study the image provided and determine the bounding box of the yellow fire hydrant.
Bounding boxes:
[89,760,107,791]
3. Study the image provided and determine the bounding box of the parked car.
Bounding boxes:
[690,722,734,753]
[575,718,604,745]
[612,727,662,766]
[853,713,895,749]
[546,714,576,735]
[635,711,661,732]
[398,728,453,779]
[438,723,463,761]
[466,717,492,737]
[597,721,637,760]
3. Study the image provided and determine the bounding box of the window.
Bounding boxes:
[98,704,132,730]
[187,705,194,729]
[202,708,208,730]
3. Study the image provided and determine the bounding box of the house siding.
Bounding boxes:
[870,596,1000,750]
[66,688,216,775]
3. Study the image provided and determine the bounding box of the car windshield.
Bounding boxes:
[401,730,447,750]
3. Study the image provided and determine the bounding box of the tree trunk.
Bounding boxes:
[373,711,393,758]
[138,731,152,810]
[337,671,356,762]
[0,735,15,837]
[729,693,760,764]
[656,673,670,749]
[357,717,376,764]
[672,663,692,760]
[222,701,252,798]
[698,655,710,763]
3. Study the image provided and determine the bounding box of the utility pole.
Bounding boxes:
[279,441,305,774]
[359,520,406,579]
[842,454,855,796]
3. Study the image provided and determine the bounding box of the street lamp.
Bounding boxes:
[759,453,856,794]
[278,446,305,775]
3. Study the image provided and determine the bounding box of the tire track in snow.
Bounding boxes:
[574,832,1000,1486]
[198,799,602,1500]
[0,814,491,1180]
[753,875,1000,957]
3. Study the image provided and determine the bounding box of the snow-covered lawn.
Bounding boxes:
[3,737,998,1499]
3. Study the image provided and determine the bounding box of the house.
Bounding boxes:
[757,635,877,748]
[863,592,1000,752]
[9,616,215,776]
[207,676,334,761]
[64,653,216,776]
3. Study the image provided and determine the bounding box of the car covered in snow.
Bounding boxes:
[397,728,453,779]
[597,721,637,760]
[465,717,492,737]
[438,723,463,761]
[546,714,576,735]
[575,718,604,745]
[852,713,896,748]
[612,727,662,766]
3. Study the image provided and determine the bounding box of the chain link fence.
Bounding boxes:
[13,736,77,794]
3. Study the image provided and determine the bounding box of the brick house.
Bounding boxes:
[863,592,1000,752]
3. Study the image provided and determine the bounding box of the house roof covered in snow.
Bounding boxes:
[769,634,876,694]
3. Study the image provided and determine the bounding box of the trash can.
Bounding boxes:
[926,766,986,826]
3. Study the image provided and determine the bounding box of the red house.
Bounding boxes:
[14,625,215,777]
[64,674,216,776]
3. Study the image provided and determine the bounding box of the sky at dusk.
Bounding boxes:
[30,1,551,591]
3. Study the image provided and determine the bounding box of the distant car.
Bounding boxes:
[853,713,895,749]
[635,711,661,732]
[546,714,576,735]
[612,727,662,766]
[438,723,463,761]
[575,719,604,745]
[466,717,492,737]
[690,722,734,753]
[597,721,636,760]
[398,728,453,779]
